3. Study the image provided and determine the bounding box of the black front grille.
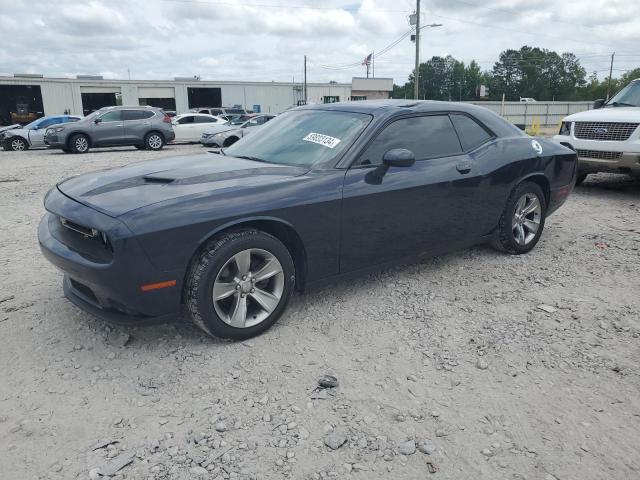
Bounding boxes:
[574,122,638,141]
[576,149,623,161]
[49,215,113,263]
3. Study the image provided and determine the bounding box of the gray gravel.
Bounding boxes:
[1,146,639,480]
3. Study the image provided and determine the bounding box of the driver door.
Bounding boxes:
[339,114,482,273]
[91,110,124,146]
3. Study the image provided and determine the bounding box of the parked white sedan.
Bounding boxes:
[171,113,227,142]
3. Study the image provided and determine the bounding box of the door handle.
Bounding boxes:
[456,162,472,174]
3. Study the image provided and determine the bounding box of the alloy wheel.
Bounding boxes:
[75,136,88,152]
[10,138,25,151]
[148,134,162,149]
[512,193,542,246]
[212,248,284,328]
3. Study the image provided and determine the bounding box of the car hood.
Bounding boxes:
[564,106,640,122]
[56,153,309,217]
[0,124,22,135]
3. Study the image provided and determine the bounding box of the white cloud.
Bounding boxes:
[0,0,638,85]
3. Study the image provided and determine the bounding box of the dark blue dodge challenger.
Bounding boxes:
[39,100,577,339]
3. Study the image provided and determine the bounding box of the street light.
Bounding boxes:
[413,3,443,100]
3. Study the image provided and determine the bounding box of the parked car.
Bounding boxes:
[519,97,537,103]
[192,107,248,116]
[38,100,577,340]
[1,115,81,151]
[44,106,175,153]
[171,113,227,142]
[554,78,640,184]
[201,114,275,147]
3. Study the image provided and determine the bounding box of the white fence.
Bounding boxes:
[469,101,593,127]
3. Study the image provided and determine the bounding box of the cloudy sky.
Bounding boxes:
[0,0,638,84]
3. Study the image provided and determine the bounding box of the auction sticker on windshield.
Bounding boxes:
[303,132,341,149]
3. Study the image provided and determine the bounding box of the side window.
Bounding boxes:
[177,115,195,124]
[194,115,215,123]
[450,114,492,151]
[122,110,154,121]
[211,109,223,116]
[357,115,462,166]
[99,111,122,122]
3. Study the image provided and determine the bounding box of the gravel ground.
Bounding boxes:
[0,145,639,480]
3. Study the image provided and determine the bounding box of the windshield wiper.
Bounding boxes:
[608,101,636,107]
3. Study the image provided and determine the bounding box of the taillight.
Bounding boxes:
[163,114,172,124]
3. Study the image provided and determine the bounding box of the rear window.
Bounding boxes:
[122,110,154,121]
[450,114,492,151]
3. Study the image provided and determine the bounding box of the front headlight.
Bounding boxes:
[559,121,571,136]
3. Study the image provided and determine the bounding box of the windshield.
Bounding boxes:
[224,109,371,166]
[24,117,45,129]
[607,80,640,107]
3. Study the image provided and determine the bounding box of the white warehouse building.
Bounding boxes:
[0,74,393,125]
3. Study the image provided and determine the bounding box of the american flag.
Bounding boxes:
[362,53,373,66]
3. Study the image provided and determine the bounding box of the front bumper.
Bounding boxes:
[201,136,222,147]
[554,134,640,175]
[38,188,183,325]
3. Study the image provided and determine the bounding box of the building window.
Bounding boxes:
[323,96,340,104]
[350,96,367,101]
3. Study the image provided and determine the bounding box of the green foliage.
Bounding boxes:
[392,46,636,102]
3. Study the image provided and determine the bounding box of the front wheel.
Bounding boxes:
[145,132,164,150]
[185,229,295,339]
[8,137,28,151]
[69,134,90,153]
[493,181,546,254]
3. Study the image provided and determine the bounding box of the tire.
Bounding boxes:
[575,173,588,186]
[69,134,90,154]
[185,229,295,339]
[493,181,546,255]
[145,132,164,150]
[7,137,28,151]
[223,136,239,147]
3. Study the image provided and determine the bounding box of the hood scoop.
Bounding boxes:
[143,175,175,184]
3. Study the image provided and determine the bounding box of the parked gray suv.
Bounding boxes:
[44,106,175,153]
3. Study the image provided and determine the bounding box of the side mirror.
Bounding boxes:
[94,117,102,124]
[382,148,415,167]
[593,99,605,109]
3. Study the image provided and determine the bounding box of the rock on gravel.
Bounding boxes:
[398,440,416,455]
[324,432,347,450]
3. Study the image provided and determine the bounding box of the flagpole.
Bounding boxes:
[372,51,375,78]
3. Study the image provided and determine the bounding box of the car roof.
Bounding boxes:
[299,99,525,138]
[176,112,218,117]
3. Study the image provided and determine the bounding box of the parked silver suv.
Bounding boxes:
[44,106,175,153]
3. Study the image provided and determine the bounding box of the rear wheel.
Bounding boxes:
[69,134,90,153]
[493,181,546,254]
[8,137,28,151]
[145,132,164,150]
[185,229,295,339]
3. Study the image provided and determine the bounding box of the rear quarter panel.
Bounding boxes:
[472,136,576,233]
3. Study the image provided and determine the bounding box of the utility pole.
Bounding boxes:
[607,52,615,101]
[304,55,307,105]
[414,0,420,100]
